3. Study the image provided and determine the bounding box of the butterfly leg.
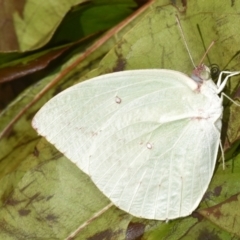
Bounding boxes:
[219,139,225,170]
[217,71,240,93]
[221,92,240,107]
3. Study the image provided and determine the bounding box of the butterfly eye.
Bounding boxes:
[199,68,211,80]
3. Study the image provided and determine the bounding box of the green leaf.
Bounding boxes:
[0,0,240,239]
[199,153,240,237]
[0,0,85,52]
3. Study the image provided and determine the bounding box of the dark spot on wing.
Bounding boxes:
[91,131,98,137]
[115,96,122,104]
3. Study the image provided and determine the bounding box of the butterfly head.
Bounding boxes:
[191,64,211,84]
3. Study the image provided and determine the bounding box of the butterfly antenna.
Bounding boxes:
[198,40,215,66]
[175,15,196,68]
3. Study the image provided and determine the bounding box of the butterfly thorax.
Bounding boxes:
[197,78,223,125]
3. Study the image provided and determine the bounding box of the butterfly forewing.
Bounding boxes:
[32,69,222,220]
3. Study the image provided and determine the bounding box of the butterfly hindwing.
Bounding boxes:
[32,69,222,220]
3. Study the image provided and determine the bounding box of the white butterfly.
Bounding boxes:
[32,65,240,220]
